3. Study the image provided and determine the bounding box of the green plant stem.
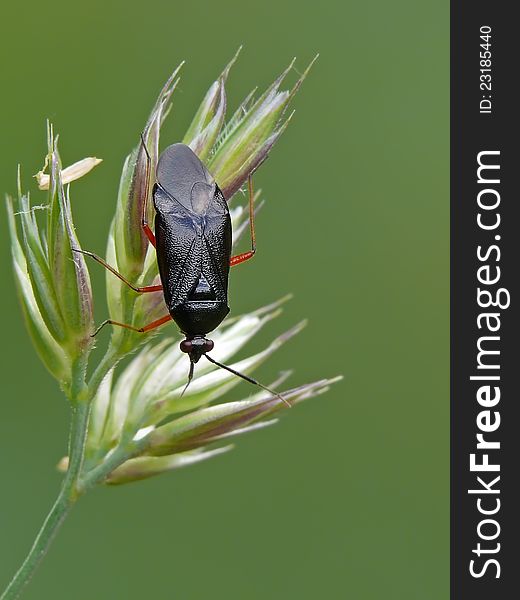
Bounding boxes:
[88,346,120,392]
[80,443,134,491]
[0,350,119,600]
[0,399,90,600]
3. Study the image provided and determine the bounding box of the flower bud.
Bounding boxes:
[183,47,241,161]
[46,142,94,354]
[142,376,339,459]
[112,62,184,277]
[6,126,96,384]
[106,447,232,485]
[6,195,71,383]
[36,156,102,190]
[207,55,318,199]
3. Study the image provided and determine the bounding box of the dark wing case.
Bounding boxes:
[153,143,232,310]
[201,185,232,300]
[153,184,199,308]
[153,183,232,310]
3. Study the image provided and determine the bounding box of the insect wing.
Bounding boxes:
[154,185,199,308]
[155,143,213,213]
[202,185,232,289]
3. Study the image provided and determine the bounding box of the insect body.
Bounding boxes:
[77,141,287,402]
[154,144,232,363]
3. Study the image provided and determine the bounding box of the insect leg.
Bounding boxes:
[73,249,162,293]
[230,175,257,267]
[92,313,172,337]
[140,134,157,248]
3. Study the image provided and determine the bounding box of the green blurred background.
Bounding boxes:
[0,1,448,598]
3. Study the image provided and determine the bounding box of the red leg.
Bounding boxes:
[73,249,162,294]
[140,135,157,248]
[230,175,256,267]
[92,313,172,337]
[230,251,255,267]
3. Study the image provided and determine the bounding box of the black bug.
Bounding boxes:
[76,141,288,403]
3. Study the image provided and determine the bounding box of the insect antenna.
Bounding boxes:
[204,354,291,407]
[140,133,151,160]
[180,360,195,398]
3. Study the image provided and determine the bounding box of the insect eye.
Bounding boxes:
[204,340,214,352]
[180,340,193,353]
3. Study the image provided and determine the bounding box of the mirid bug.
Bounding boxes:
[76,141,288,403]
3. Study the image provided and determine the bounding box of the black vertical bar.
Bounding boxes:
[452,3,518,598]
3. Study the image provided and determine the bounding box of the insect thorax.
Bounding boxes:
[170,299,230,337]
